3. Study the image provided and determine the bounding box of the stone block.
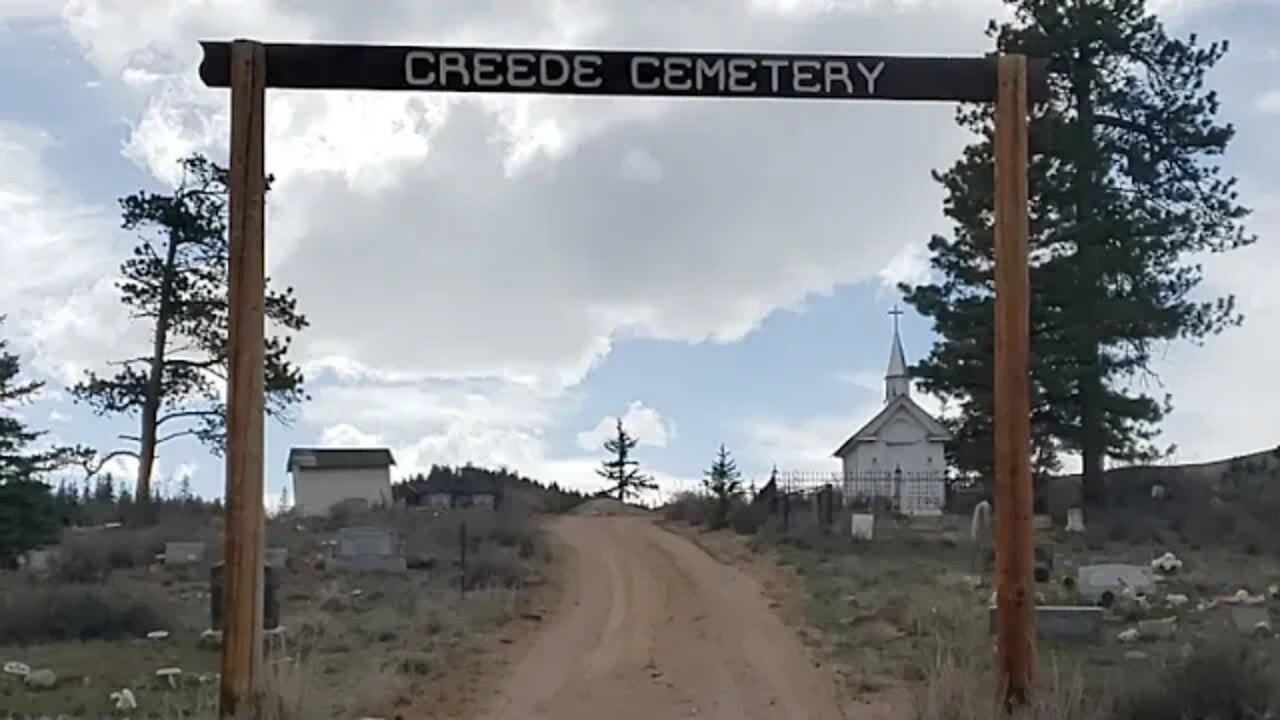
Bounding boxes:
[1077,564,1155,605]
[164,541,207,566]
[850,513,874,541]
[987,605,1104,642]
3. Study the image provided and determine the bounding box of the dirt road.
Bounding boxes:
[474,516,848,720]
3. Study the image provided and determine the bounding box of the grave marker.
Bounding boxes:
[329,527,406,573]
[1076,564,1156,605]
[264,547,288,568]
[988,605,1104,643]
[165,541,208,566]
[850,513,875,541]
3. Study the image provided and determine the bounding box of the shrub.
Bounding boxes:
[1113,641,1275,720]
[487,505,535,549]
[663,492,713,526]
[0,584,170,645]
[56,535,114,582]
[464,544,527,589]
[56,527,166,581]
[728,502,766,535]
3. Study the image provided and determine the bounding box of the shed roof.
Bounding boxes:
[286,447,396,472]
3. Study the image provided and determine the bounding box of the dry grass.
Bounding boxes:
[0,582,171,645]
[2,499,549,717]
[737,511,1280,719]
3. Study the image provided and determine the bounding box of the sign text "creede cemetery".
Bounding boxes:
[197,43,1045,103]
[404,50,886,98]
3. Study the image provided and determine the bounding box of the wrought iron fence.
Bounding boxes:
[770,470,948,515]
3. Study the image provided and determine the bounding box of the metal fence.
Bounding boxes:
[772,471,948,516]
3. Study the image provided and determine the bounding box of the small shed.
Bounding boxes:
[288,447,396,517]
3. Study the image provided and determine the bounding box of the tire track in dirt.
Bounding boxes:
[471,515,848,720]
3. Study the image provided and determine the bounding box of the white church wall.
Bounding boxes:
[837,412,947,515]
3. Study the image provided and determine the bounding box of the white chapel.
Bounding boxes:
[831,309,952,515]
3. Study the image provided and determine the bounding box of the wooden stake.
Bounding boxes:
[993,53,1035,707]
[220,38,267,720]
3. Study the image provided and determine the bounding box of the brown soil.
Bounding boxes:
[467,515,849,719]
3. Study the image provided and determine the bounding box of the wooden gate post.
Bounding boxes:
[220,38,267,720]
[992,53,1035,707]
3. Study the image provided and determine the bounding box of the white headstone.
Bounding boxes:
[337,527,395,557]
[164,542,207,566]
[850,513,875,541]
[264,547,289,568]
[330,527,405,573]
[970,500,992,543]
[1065,507,1086,533]
[1077,564,1156,604]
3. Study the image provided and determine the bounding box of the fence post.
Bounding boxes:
[459,521,468,598]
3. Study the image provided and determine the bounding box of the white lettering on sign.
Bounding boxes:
[632,56,660,90]
[403,49,890,97]
[728,58,756,92]
[761,59,788,93]
[695,57,725,91]
[573,54,604,88]
[540,54,570,87]
[404,50,435,85]
[857,60,886,95]
[439,52,469,86]
[507,52,537,87]
[472,51,502,87]
[792,60,821,92]
[664,57,693,90]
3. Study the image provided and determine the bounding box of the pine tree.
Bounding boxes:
[0,318,89,564]
[92,475,117,504]
[596,419,657,502]
[901,0,1253,505]
[702,444,744,529]
[71,154,310,503]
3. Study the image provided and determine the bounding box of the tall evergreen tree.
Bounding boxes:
[902,0,1253,505]
[71,154,310,503]
[0,319,88,564]
[702,443,744,529]
[596,419,657,502]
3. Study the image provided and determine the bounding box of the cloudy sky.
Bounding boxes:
[1,0,1275,502]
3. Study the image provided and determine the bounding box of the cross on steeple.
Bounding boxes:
[889,305,904,333]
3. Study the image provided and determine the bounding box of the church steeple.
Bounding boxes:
[885,306,910,402]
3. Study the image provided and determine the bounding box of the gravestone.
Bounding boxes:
[264,547,288,568]
[1065,507,1085,533]
[1230,606,1272,635]
[1077,564,1156,605]
[987,605,1104,642]
[328,526,406,573]
[209,562,280,630]
[850,513,875,541]
[1138,616,1178,640]
[21,548,59,576]
[164,541,207,566]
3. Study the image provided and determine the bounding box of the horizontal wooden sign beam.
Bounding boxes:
[198,41,1049,103]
